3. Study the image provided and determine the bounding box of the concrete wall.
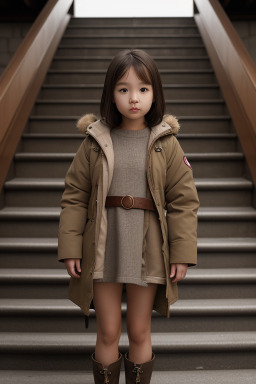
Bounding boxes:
[0,22,31,77]
[232,21,256,63]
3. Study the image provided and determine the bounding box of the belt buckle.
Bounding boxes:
[121,195,134,210]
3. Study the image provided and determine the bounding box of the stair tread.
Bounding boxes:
[22,133,237,139]
[29,114,231,120]
[1,206,256,223]
[63,33,201,37]
[48,68,213,73]
[58,43,205,48]
[58,44,205,48]
[0,207,256,219]
[67,24,198,28]
[1,236,256,251]
[0,268,255,282]
[1,331,256,350]
[42,83,218,88]
[53,55,209,60]
[14,152,244,160]
[1,298,256,315]
[1,370,256,384]
[66,24,197,31]
[36,99,225,104]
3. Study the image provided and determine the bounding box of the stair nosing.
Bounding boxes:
[58,44,205,49]
[41,83,219,89]
[21,133,237,139]
[66,25,199,29]
[1,331,256,352]
[62,34,201,38]
[4,177,253,192]
[35,99,225,105]
[47,68,214,74]
[1,237,256,252]
[29,115,231,121]
[0,268,255,284]
[1,370,256,384]
[52,55,210,60]
[1,298,256,316]
[14,152,244,161]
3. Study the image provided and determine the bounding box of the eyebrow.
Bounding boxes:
[116,81,151,86]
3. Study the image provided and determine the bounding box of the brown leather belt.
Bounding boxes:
[105,195,156,211]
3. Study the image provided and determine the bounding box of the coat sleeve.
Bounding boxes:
[165,136,199,267]
[58,138,92,262]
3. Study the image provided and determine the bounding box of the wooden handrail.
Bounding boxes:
[0,0,73,191]
[194,0,256,185]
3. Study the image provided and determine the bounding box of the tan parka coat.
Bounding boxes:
[58,113,199,321]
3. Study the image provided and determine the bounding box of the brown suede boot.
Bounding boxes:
[91,351,123,384]
[124,352,155,384]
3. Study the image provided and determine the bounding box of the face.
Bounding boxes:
[113,66,154,126]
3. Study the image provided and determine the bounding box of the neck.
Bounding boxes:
[119,117,146,131]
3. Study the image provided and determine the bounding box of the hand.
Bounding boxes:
[170,263,188,283]
[64,258,81,278]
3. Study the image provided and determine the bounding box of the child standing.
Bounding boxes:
[58,49,199,384]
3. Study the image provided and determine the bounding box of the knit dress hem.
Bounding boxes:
[93,274,166,285]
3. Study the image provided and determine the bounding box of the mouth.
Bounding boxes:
[130,108,139,111]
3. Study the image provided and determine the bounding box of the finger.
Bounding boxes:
[69,262,81,279]
[172,267,187,282]
[75,259,81,273]
[170,263,177,279]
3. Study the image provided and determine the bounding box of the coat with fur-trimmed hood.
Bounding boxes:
[58,113,199,324]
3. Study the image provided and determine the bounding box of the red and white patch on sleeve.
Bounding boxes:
[183,156,192,169]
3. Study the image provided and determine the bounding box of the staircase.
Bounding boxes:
[1,16,256,383]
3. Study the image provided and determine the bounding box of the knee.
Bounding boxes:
[98,322,121,346]
[127,322,150,345]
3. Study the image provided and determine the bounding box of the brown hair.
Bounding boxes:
[100,49,165,129]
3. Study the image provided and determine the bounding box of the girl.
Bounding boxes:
[58,49,199,384]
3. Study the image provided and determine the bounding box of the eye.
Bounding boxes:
[119,88,127,93]
[140,87,148,93]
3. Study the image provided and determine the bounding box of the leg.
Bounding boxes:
[93,281,123,367]
[126,283,157,364]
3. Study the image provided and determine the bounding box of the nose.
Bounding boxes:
[129,92,138,104]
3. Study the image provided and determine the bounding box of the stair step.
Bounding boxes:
[1,369,256,384]
[33,99,226,116]
[1,237,255,269]
[1,206,255,237]
[28,115,232,134]
[56,45,207,57]
[21,132,237,153]
[0,331,256,370]
[60,35,203,46]
[65,25,200,36]
[0,268,255,299]
[13,152,244,178]
[0,237,255,269]
[45,69,216,84]
[40,83,220,99]
[1,298,256,333]
[69,17,197,26]
[51,56,212,70]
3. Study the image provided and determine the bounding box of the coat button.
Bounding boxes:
[155,147,162,152]
[93,147,99,152]
[162,124,165,127]
[88,126,92,129]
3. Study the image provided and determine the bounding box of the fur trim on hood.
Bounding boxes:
[77,113,180,134]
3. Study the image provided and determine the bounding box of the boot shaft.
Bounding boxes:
[91,352,123,384]
[124,352,155,384]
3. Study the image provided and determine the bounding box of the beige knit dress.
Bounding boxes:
[93,126,166,286]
